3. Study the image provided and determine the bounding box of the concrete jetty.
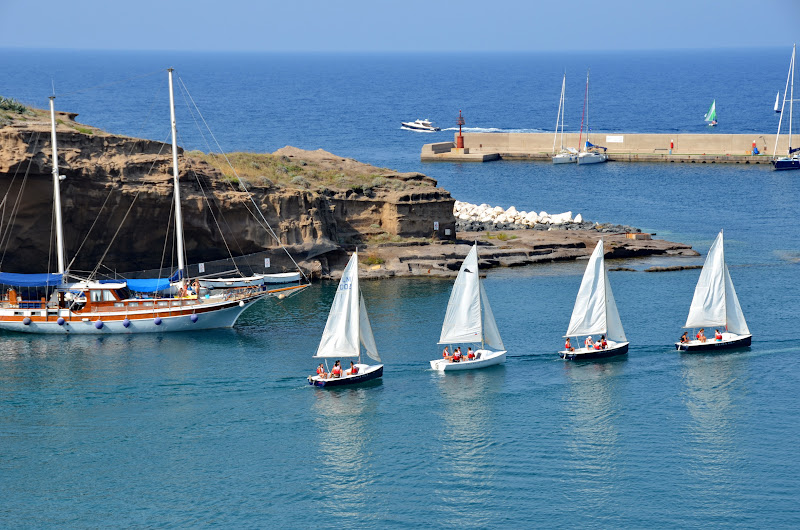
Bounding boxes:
[422,132,787,164]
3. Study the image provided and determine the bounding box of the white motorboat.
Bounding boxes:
[401,119,440,132]
[430,243,506,372]
[676,230,752,352]
[199,271,301,289]
[560,240,629,361]
[308,251,383,387]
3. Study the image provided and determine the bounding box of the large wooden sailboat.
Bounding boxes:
[0,69,306,334]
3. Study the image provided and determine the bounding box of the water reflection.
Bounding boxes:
[561,359,625,505]
[431,368,504,527]
[311,384,381,523]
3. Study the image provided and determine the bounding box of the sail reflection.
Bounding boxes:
[561,360,625,503]
[311,385,380,522]
[431,369,504,526]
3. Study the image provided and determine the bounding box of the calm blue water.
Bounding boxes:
[1,49,800,527]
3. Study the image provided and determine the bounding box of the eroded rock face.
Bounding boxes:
[0,119,455,273]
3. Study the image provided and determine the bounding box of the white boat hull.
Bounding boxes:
[675,333,752,351]
[264,272,301,284]
[308,363,383,387]
[560,341,628,360]
[429,350,506,371]
[577,152,608,164]
[553,153,578,164]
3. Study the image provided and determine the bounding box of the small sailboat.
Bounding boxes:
[308,251,383,387]
[560,240,628,360]
[775,91,782,113]
[552,73,578,164]
[576,69,608,165]
[773,44,800,170]
[676,230,751,352]
[430,243,506,371]
[704,99,717,126]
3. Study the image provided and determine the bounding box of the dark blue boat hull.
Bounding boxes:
[308,365,383,387]
[773,158,800,170]
[561,342,629,361]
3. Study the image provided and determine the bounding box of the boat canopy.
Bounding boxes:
[585,141,607,152]
[124,278,172,292]
[0,272,63,287]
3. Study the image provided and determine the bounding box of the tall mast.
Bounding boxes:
[48,97,67,275]
[578,69,589,152]
[168,68,185,275]
[790,44,795,151]
[553,74,565,154]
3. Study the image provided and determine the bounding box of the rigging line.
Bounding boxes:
[177,77,310,283]
[65,187,115,271]
[56,69,165,98]
[0,132,40,269]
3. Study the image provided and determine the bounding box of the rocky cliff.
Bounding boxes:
[0,106,456,277]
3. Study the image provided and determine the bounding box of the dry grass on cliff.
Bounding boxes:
[185,150,430,193]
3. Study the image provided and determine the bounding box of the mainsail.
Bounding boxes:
[704,100,717,123]
[683,230,749,335]
[565,240,627,342]
[315,251,380,360]
[438,243,503,349]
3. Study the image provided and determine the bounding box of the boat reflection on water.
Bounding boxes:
[310,383,382,522]
[431,367,504,526]
[679,352,747,514]
[561,359,625,504]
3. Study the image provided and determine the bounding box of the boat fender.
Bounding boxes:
[239,300,245,307]
[123,318,131,328]
[190,314,198,323]
[22,317,31,325]
[95,320,103,329]
[154,317,162,325]
[57,317,65,326]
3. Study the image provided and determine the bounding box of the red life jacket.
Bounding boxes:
[316,367,324,375]
[351,365,359,374]
[333,366,341,376]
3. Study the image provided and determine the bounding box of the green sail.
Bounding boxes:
[704,100,717,122]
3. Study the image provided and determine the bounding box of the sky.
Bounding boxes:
[2,0,798,52]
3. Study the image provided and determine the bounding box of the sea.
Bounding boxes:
[1,48,799,527]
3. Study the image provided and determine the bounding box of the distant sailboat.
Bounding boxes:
[704,99,717,126]
[429,243,506,371]
[308,251,383,387]
[552,73,578,164]
[676,230,751,352]
[773,43,800,170]
[775,91,782,113]
[560,240,628,360]
[576,69,608,165]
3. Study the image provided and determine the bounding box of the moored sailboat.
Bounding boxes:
[560,240,628,360]
[576,69,608,165]
[552,73,578,164]
[773,43,800,171]
[430,243,506,372]
[308,251,383,387]
[676,230,751,352]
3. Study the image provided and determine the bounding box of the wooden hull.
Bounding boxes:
[560,342,629,361]
[308,364,383,387]
[675,334,752,352]
[429,350,506,371]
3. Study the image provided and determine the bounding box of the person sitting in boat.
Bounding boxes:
[565,338,575,352]
[696,329,707,343]
[316,363,326,379]
[584,336,594,349]
[680,332,690,344]
[714,329,723,341]
[347,361,359,376]
[600,335,608,349]
[467,347,474,360]
[593,341,602,350]
[330,361,342,378]
[453,347,462,362]
[442,346,452,361]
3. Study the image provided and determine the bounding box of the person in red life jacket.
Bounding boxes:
[453,347,462,362]
[697,328,707,343]
[467,347,475,360]
[600,335,608,349]
[347,360,359,376]
[442,346,453,361]
[316,363,326,378]
[714,329,723,341]
[565,338,575,352]
[331,360,342,378]
[585,336,594,350]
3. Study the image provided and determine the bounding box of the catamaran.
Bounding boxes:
[704,99,717,126]
[576,69,608,165]
[0,69,307,334]
[773,44,799,171]
[560,240,628,360]
[430,243,506,371]
[552,73,578,164]
[676,230,751,352]
[308,251,383,387]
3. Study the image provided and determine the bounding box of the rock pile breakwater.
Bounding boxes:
[454,201,642,234]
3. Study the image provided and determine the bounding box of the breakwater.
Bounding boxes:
[422,132,787,163]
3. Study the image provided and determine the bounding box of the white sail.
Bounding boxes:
[315,252,361,358]
[480,282,504,350]
[684,230,748,333]
[565,240,625,340]
[439,244,482,344]
[359,294,381,362]
[775,91,781,112]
